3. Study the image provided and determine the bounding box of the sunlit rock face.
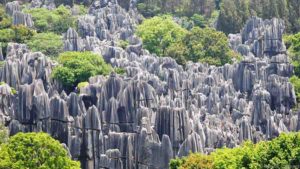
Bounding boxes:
[0,0,298,169]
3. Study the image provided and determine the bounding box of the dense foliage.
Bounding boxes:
[135,0,300,35]
[0,132,80,169]
[137,16,187,57]
[52,52,112,90]
[285,33,300,105]
[24,5,75,33]
[217,0,300,34]
[137,16,237,66]
[180,27,238,66]
[136,0,215,17]
[27,32,63,57]
[0,124,8,145]
[170,132,300,169]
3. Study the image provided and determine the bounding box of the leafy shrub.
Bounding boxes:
[136,15,187,57]
[171,132,300,169]
[26,32,63,57]
[182,27,236,66]
[0,25,35,57]
[114,67,126,75]
[117,40,129,49]
[137,16,237,66]
[0,5,12,29]
[77,81,89,89]
[0,124,8,145]
[137,3,161,17]
[11,25,36,43]
[0,132,80,169]
[52,52,112,91]
[170,153,214,169]
[190,14,207,28]
[24,5,75,33]
[290,76,300,104]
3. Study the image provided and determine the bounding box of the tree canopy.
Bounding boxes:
[0,132,80,169]
[26,32,63,57]
[170,132,300,169]
[52,51,112,91]
[24,5,75,34]
[137,16,238,66]
[137,15,188,57]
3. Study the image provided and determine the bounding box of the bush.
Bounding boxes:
[290,76,300,104]
[0,25,35,56]
[137,16,237,66]
[171,132,300,169]
[26,32,63,57]
[170,154,214,169]
[190,14,207,28]
[137,3,161,17]
[11,25,36,43]
[181,27,236,66]
[114,67,126,75]
[0,124,8,145]
[52,52,112,91]
[24,5,75,33]
[77,81,89,90]
[136,15,187,57]
[0,132,80,169]
[117,40,129,49]
[0,5,12,29]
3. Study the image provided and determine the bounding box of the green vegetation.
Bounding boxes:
[217,0,300,34]
[114,67,126,75]
[290,76,300,104]
[284,33,300,106]
[24,5,75,34]
[52,52,112,90]
[136,0,300,34]
[0,25,36,56]
[136,0,215,18]
[117,40,129,49]
[137,16,238,66]
[0,5,36,56]
[0,5,12,29]
[170,132,300,169]
[77,81,89,89]
[0,132,80,169]
[137,16,187,57]
[27,32,63,57]
[181,27,237,66]
[0,124,8,145]
[0,82,17,95]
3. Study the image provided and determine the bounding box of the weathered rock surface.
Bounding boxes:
[0,1,299,169]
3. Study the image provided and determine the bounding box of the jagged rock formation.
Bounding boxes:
[0,1,299,169]
[5,1,34,27]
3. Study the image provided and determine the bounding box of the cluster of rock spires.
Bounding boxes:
[0,0,298,169]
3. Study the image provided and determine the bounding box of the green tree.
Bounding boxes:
[182,27,237,66]
[26,32,63,57]
[136,15,187,56]
[0,5,12,29]
[170,132,300,169]
[24,5,75,33]
[190,14,208,28]
[217,0,244,34]
[52,52,112,91]
[0,132,80,169]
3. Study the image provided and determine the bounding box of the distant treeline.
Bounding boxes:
[136,0,300,34]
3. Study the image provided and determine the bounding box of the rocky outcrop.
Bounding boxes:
[5,1,20,16]
[0,1,299,169]
[13,11,34,27]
